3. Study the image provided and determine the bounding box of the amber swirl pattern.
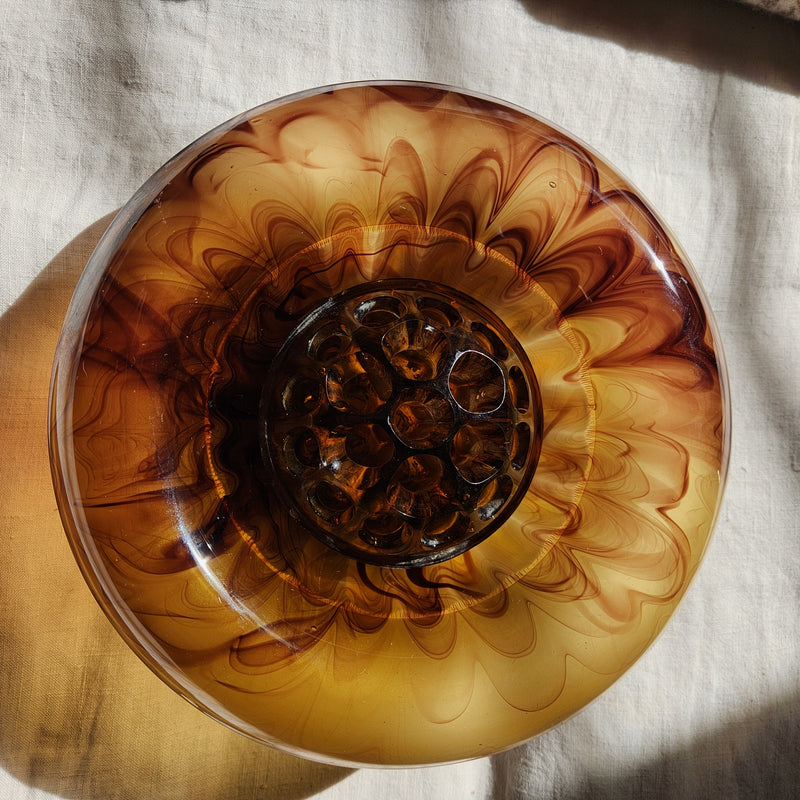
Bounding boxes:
[49,82,730,767]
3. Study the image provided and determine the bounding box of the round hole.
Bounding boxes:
[416,296,462,327]
[325,352,392,414]
[387,455,450,519]
[470,322,509,360]
[448,351,505,414]
[308,481,354,525]
[389,387,454,449]
[281,427,321,474]
[308,323,351,362]
[510,422,532,470]
[359,513,407,550]
[281,374,322,414]
[353,295,406,327]
[381,319,448,381]
[421,511,471,548]
[345,423,395,467]
[509,365,530,413]
[450,422,506,484]
[476,474,513,521]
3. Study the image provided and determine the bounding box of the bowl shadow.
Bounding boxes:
[0,214,351,800]
[518,0,800,94]
[491,690,800,798]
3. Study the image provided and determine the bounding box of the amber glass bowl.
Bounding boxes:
[49,82,730,767]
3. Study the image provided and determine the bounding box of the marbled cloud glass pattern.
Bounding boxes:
[49,82,730,767]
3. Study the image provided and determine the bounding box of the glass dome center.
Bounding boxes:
[261,279,543,568]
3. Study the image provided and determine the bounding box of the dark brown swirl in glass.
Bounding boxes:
[49,82,730,767]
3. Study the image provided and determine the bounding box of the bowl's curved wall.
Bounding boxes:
[49,82,729,767]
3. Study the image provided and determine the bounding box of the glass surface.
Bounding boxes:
[49,81,730,767]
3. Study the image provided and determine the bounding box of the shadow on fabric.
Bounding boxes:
[519,0,800,94]
[491,691,800,798]
[0,215,351,800]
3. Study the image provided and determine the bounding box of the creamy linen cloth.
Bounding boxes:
[1,1,799,798]
[737,0,800,20]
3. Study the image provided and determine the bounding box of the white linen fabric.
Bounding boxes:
[1,1,798,798]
